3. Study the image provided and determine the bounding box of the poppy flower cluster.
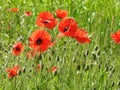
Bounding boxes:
[6,65,20,78]
[7,8,120,79]
[7,9,91,78]
[9,8,32,17]
[58,18,90,43]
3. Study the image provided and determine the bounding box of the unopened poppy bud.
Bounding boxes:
[82,63,85,69]
[84,65,89,71]
[84,50,89,59]
[53,71,57,76]
[77,65,80,70]
[57,56,60,62]
[29,69,32,72]
[32,64,34,67]
[22,68,26,73]
[93,87,96,90]
[111,81,114,87]
[72,57,76,63]
[111,68,115,74]
[18,70,21,75]
[94,45,99,51]
[105,66,109,72]
[92,52,97,60]
[90,64,93,69]
[41,64,44,69]
[52,50,55,54]
[117,80,120,86]
[97,50,100,56]
[27,74,30,78]
[85,49,89,56]
[98,63,101,69]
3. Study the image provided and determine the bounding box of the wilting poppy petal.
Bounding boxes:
[11,8,19,12]
[12,42,24,56]
[6,65,20,78]
[52,66,57,73]
[47,66,57,73]
[27,50,36,59]
[49,41,57,47]
[57,32,65,38]
[56,9,68,19]
[111,30,120,44]
[25,11,32,16]
[58,18,78,37]
[73,29,90,43]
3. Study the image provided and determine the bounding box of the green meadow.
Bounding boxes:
[0,0,120,90]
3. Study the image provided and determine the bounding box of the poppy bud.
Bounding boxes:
[92,52,97,60]
[77,65,80,70]
[84,65,89,71]
[94,45,99,51]
[111,81,114,87]
[117,80,120,86]
[56,56,60,62]
[97,50,100,56]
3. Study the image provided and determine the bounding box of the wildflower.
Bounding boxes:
[111,30,120,44]
[26,50,36,59]
[34,64,41,70]
[52,66,57,73]
[73,29,90,43]
[12,42,24,56]
[29,30,52,52]
[56,9,68,19]
[6,65,20,78]
[36,12,57,29]
[48,66,57,73]
[58,18,78,37]
[11,8,19,12]
[49,41,57,47]
[25,11,32,16]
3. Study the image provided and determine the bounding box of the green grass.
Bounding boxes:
[0,0,120,90]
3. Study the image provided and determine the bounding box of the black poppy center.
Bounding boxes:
[63,27,69,32]
[43,20,49,23]
[15,47,20,51]
[36,38,42,45]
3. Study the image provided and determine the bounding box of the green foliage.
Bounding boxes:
[0,0,120,90]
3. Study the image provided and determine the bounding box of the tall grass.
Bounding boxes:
[0,0,120,90]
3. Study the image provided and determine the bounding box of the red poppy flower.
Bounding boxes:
[34,64,41,70]
[73,29,90,43]
[52,66,57,73]
[47,66,57,73]
[29,30,52,52]
[25,11,32,16]
[6,65,20,78]
[11,8,19,12]
[56,9,68,19]
[111,30,120,44]
[58,18,78,37]
[36,12,57,29]
[26,50,36,59]
[12,42,24,56]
